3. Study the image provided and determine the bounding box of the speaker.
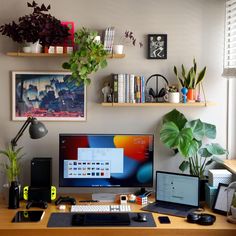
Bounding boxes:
[31,158,52,187]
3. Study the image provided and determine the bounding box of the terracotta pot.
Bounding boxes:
[187,88,195,102]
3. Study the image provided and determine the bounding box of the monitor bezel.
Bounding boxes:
[59,133,154,188]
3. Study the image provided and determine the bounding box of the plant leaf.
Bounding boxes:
[160,122,193,151]
[179,161,190,172]
[203,122,216,139]
[205,159,213,166]
[162,109,187,130]
[196,67,206,86]
[185,119,204,141]
[206,143,228,155]
[179,139,198,157]
[198,147,212,158]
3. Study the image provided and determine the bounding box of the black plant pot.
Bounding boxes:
[200,178,208,202]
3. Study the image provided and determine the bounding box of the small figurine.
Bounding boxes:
[102,82,113,103]
[181,87,188,103]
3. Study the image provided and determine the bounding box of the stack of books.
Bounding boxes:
[112,74,145,103]
[103,27,115,54]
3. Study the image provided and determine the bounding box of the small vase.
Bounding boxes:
[187,88,195,102]
[112,44,124,54]
[22,40,42,53]
[181,87,188,103]
[231,206,236,219]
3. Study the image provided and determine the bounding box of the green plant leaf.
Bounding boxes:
[196,67,206,86]
[62,62,71,69]
[203,122,216,139]
[179,161,190,172]
[205,159,213,166]
[179,139,198,157]
[198,147,212,157]
[206,143,228,155]
[162,109,187,130]
[160,122,193,151]
[185,119,204,141]
[100,59,108,68]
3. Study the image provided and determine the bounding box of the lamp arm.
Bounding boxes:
[11,117,33,148]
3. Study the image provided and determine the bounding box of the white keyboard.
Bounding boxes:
[71,204,131,213]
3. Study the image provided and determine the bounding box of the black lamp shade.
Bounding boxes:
[29,118,48,139]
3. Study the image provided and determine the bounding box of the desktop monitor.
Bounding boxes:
[59,134,154,188]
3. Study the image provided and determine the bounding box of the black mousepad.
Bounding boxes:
[47,212,156,227]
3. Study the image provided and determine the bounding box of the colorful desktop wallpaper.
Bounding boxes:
[59,134,154,187]
[14,73,85,120]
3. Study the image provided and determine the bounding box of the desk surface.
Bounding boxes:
[0,194,235,236]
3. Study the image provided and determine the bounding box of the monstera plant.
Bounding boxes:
[160,109,227,179]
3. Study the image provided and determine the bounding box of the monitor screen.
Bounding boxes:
[59,134,154,187]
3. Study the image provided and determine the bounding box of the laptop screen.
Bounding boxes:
[156,171,199,207]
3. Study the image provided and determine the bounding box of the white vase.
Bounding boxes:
[113,44,124,54]
[22,40,42,53]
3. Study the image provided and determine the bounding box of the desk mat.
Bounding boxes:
[47,212,156,227]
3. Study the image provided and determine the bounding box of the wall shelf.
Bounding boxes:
[6,52,125,58]
[222,160,236,174]
[101,102,216,107]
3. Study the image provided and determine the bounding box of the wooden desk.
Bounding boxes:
[0,194,235,236]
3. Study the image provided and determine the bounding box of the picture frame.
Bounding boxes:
[12,71,86,121]
[148,34,167,59]
[212,183,235,215]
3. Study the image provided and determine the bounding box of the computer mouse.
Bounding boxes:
[134,213,147,222]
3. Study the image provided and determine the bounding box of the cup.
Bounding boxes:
[164,92,180,103]
[112,45,124,54]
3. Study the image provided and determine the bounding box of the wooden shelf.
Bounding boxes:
[6,52,125,58]
[222,160,236,174]
[101,102,216,107]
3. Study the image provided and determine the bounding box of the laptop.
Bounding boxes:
[142,171,200,217]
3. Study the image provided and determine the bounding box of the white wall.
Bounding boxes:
[0,0,226,193]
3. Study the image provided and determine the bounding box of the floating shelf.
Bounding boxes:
[6,52,125,58]
[222,160,236,174]
[101,102,216,107]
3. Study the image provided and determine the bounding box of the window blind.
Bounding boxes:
[223,0,236,77]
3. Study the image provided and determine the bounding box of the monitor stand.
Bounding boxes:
[92,193,116,202]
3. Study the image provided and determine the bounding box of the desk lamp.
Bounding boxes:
[11,117,48,149]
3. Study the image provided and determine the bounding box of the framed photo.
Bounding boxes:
[212,183,235,215]
[148,34,167,59]
[12,71,86,121]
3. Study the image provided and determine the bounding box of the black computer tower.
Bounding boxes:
[31,157,52,187]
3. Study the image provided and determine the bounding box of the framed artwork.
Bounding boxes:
[12,71,86,121]
[212,183,235,215]
[148,34,167,59]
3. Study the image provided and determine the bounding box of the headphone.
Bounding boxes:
[187,213,216,225]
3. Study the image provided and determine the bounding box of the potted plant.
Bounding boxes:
[113,30,143,54]
[62,27,108,86]
[0,1,70,52]
[0,146,24,184]
[160,109,227,200]
[164,85,180,103]
[173,59,206,102]
[0,146,24,203]
[160,109,227,178]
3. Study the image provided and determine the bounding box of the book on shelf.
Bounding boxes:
[103,27,115,54]
[112,73,146,104]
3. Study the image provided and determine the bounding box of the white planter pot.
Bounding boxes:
[22,40,42,53]
[164,92,180,103]
[113,44,124,54]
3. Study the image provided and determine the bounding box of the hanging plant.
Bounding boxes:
[62,27,108,86]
